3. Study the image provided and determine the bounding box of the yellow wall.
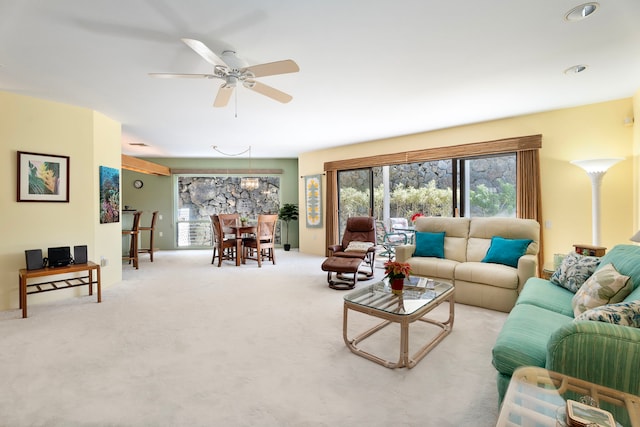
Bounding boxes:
[634,89,640,232]
[299,98,637,266]
[0,92,122,312]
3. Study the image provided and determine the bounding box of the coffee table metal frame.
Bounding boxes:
[343,280,454,369]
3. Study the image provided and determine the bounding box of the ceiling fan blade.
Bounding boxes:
[214,84,235,107]
[242,59,299,78]
[244,80,292,104]
[181,38,228,67]
[149,73,218,79]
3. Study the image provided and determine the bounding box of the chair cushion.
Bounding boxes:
[413,231,445,258]
[516,278,576,317]
[455,262,518,290]
[481,236,532,268]
[344,241,374,252]
[572,263,633,317]
[492,303,573,376]
[550,251,600,293]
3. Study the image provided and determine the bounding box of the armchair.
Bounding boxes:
[375,220,408,260]
[327,216,377,279]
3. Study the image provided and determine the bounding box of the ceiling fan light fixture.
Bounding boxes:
[564,64,588,74]
[564,2,599,21]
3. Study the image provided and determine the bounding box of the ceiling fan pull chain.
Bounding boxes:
[235,87,238,118]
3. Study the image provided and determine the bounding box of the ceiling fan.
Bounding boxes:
[149,38,299,107]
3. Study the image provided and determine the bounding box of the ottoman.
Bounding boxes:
[321,256,363,290]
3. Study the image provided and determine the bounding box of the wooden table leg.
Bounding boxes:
[88,269,93,296]
[236,240,241,266]
[20,275,27,319]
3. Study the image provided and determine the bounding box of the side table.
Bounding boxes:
[497,366,640,427]
[18,262,101,318]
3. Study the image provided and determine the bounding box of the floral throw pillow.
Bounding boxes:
[575,300,640,328]
[550,251,600,293]
[572,263,633,317]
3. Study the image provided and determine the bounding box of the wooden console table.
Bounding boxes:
[18,261,101,318]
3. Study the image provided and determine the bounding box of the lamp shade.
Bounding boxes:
[570,157,623,246]
[570,158,624,173]
[631,230,640,243]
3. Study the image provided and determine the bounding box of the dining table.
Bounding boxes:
[224,224,257,266]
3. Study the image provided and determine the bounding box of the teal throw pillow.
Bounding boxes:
[413,231,445,258]
[482,236,532,268]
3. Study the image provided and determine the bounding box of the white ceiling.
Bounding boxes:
[2,1,639,158]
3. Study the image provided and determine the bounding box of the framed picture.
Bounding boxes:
[17,151,70,202]
[99,166,120,224]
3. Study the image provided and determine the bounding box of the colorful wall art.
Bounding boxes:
[99,166,120,224]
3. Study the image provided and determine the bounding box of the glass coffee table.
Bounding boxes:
[497,366,640,427]
[343,279,454,369]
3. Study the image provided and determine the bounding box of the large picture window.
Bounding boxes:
[325,135,543,264]
[175,175,281,247]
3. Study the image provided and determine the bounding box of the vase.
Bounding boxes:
[390,277,404,295]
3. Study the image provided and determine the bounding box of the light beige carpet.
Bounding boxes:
[0,250,507,426]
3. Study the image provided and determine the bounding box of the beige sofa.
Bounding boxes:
[395,217,540,312]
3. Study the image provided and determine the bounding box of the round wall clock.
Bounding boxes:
[133,179,144,189]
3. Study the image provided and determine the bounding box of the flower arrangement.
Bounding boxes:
[240,216,249,225]
[411,212,424,222]
[383,260,412,279]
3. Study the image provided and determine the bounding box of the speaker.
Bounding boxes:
[25,249,44,270]
[47,246,72,267]
[73,245,88,264]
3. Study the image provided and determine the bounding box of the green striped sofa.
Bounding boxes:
[492,244,640,406]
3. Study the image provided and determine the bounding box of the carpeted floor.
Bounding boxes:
[0,250,508,426]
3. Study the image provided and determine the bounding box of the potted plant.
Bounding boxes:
[383,260,412,295]
[278,203,299,251]
[240,216,249,226]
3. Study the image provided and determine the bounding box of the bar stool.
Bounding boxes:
[138,211,158,262]
[122,211,142,269]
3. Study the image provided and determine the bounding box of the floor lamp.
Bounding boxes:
[570,158,623,246]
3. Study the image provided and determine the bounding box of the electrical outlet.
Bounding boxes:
[159,214,163,220]
[159,231,163,237]
[100,256,109,267]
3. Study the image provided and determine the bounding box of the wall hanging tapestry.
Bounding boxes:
[304,174,322,228]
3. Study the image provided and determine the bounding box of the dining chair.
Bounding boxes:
[210,215,237,267]
[242,214,278,267]
[122,211,142,269]
[218,213,240,239]
[138,211,158,262]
